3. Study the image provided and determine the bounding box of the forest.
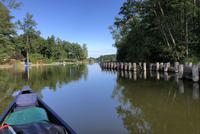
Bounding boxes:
[0,0,88,64]
[96,54,116,62]
[110,0,200,63]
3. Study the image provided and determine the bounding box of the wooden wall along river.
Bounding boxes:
[100,62,200,83]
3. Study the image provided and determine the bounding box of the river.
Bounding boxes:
[0,64,200,134]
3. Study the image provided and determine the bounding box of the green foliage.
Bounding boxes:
[0,0,21,9]
[0,2,16,63]
[29,53,44,63]
[97,54,116,62]
[111,0,200,62]
[184,56,199,64]
[0,2,88,64]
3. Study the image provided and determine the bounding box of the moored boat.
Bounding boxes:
[0,87,76,134]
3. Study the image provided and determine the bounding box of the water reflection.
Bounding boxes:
[0,65,200,134]
[0,64,88,114]
[178,80,184,94]
[143,71,147,80]
[110,69,200,134]
[193,83,199,100]
[164,72,170,81]
[134,72,137,81]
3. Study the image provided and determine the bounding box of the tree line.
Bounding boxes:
[110,0,200,63]
[0,0,88,64]
[96,54,116,62]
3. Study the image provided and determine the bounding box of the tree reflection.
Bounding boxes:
[113,77,200,134]
[113,84,152,134]
[0,64,88,114]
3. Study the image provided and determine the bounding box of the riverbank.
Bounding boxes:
[0,64,13,69]
[0,61,89,69]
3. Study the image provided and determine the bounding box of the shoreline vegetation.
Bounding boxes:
[110,0,200,63]
[0,60,89,69]
[0,1,88,65]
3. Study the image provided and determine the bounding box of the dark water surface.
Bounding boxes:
[0,64,200,134]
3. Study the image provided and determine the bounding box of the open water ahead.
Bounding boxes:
[0,64,200,134]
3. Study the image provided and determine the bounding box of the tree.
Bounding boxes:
[0,0,21,9]
[111,0,200,63]
[0,1,89,64]
[97,54,116,62]
[0,2,16,63]
[17,13,39,64]
[82,44,88,60]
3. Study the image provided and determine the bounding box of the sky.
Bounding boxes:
[11,0,124,58]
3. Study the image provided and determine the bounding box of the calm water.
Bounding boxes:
[0,64,200,134]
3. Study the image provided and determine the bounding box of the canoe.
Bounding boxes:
[0,88,76,134]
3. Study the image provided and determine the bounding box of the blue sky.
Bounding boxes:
[11,0,124,58]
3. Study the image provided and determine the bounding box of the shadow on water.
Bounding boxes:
[0,64,88,115]
[102,69,200,134]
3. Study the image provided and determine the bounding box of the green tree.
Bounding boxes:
[111,0,200,63]
[0,1,89,64]
[82,44,88,60]
[97,54,116,62]
[0,2,16,63]
[17,13,39,64]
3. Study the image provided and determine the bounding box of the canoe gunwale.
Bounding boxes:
[0,90,77,134]
[37,97,77,134]
[0,98,17,124]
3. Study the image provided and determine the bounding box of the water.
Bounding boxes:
[0,64,200,134]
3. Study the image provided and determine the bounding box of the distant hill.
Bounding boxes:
[97,54,116,62]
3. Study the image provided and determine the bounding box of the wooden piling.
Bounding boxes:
[178,64,184,79]
[120,62,124,70]
[99,61,199,83]
[113,62,115,69]
[133,63,137,72]
[105,62,107,69]
[109,62,112,69]
[116,62,120,70]
[160,62,164,70]
[174,62,179,73]
[112,62,115,69]
[143,62,146,71]
[139,62,142,68]
[164,63,168,72]
[124,63,128,71]
[128,62,132,71]
[110,62,112,69]
[149,63,153,71]
[156,62,159,71]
